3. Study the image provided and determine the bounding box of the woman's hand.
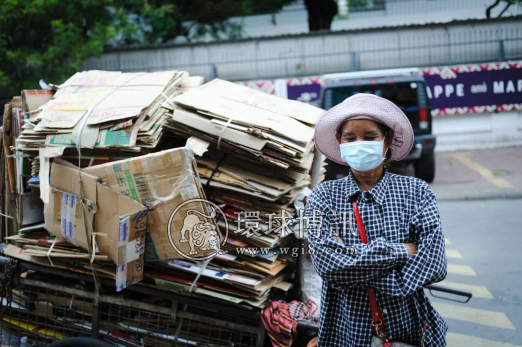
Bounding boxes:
[403,243,418,258]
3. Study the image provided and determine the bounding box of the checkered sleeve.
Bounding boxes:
[305,182,409,287]
[370,182,447,297]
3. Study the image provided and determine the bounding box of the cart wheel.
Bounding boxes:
[47,337,112,347]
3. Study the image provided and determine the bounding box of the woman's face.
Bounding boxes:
[336,119,390,156]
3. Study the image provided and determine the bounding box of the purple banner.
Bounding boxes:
[423,62,522,115]
[239,61,522,116]
[287,83,323,106]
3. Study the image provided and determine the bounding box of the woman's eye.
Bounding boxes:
[343,138,355,142]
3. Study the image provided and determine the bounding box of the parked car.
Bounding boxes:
[320,67,436,183]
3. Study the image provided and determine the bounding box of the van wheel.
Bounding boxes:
[414,151,435,183]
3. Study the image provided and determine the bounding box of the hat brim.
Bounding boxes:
[314,93,414,165]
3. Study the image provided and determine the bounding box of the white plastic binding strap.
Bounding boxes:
[160,90,177,110]
[74,73,147,261]
[68,294,75,310]
[0,212,14,220]
[46,237,58,268]
[217,117,234,150]
[189,257,212,293]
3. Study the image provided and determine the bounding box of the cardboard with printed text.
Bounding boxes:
[84,147,220,261]
[44,159,148,291]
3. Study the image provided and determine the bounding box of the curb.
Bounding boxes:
[436,190,522,201]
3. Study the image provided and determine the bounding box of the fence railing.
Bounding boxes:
[84,18,522,81]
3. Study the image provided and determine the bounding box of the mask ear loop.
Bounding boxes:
[382,132,390,160]
[383,147,390,160]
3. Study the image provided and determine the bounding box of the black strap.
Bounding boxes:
[203,152,228,199]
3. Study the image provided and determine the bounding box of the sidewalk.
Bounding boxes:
[391,146,522,200]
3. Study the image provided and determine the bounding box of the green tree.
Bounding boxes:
[0,0,297,97]
[0,0,131,97]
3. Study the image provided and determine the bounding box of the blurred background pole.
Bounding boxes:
[310,149,322,188]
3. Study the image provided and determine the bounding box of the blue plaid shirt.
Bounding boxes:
[305,166,448,347]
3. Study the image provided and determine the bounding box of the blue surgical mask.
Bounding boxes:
[340,133,388,171]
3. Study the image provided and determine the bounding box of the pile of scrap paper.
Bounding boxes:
[151,79,325,308]
[0,70,325,310]
[17,70,192,152]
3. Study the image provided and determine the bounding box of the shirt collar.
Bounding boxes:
[343,166,389,205]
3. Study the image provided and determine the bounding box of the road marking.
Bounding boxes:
[452,153,514,188]
[448,264,477,276]
[446,249,463,259]
[438,280,494,299]
[433,302,516,330]
[447,332,522,347]
[445,238,452,246]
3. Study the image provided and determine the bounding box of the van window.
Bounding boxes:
[325,82,425,130]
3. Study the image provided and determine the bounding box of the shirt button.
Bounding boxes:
[382,309,388,314]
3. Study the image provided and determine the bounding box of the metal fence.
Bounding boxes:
[376,0,521,16]
[84,17,522,82]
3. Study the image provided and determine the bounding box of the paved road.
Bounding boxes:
[427,199,522,346]
[390,146,522,200]
[391,147,522,345]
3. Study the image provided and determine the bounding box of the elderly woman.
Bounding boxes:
[305,93,447,346]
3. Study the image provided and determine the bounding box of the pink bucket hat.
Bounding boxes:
[314,93,414,165]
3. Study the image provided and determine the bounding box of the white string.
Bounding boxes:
[0,212,14,220]
[6,153,32,159]
[46,237,58,268]
[72,73,147,294]
[68,294,75,310]
[188,257,212,293]
[160,91,177,109]
[217,117,234,150]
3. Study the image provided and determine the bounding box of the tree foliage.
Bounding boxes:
[0,0,129,97]
[0,0,296,97]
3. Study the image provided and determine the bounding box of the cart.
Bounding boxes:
[0,259,267,347]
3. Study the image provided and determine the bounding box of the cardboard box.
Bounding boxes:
[21,89,53,114]
[84,148,220,261]
[44,159,148,291]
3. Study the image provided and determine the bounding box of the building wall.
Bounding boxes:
[433,111,522,152]
[231,0,522,39]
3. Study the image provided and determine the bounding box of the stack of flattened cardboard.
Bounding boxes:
[164,78,324,214]
[0,70,218,292]
[17,70,189,152]
[1,71,324,308]
[150,257,292,309]
[3,147,217,291]
[4,231,119,281]
[3,156,149,291]
[149,78,325,308]
[1,95,48,241]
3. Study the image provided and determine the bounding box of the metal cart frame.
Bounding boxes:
[1,260,267,347]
